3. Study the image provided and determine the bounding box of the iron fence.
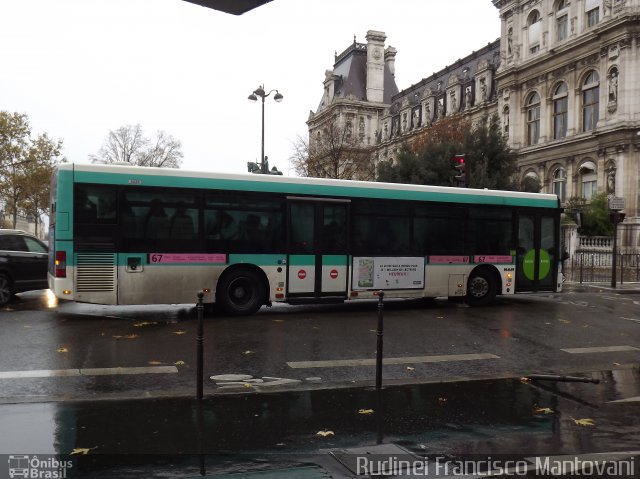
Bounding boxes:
[564,251,640,283]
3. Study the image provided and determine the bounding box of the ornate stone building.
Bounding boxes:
[307,31,399,177]
[308,1,640,244]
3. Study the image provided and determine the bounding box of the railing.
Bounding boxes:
[578,236,612,250]
[564,252,640,283]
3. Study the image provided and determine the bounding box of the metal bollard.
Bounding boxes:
[375,291,384,390]
[196,291,204,400]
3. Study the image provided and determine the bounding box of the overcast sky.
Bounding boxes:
[1,0,500,175]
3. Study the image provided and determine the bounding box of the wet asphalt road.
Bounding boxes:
[0,287,639,477]
[0,287,638,402]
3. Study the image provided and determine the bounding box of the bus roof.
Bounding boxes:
[59,163,560,209]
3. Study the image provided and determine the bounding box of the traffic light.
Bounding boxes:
[451,154,468,187]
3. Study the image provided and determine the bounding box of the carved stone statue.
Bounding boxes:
[480,78,487,102]
[609,70,618,102]
[424,103,431,125]
[450,90,457,112]
[465,87,472,109]
[437,99,445,118]
[607,170,616,194]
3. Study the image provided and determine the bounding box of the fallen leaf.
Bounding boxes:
[23,325,32,329]
[148,361,164,365]
[358,409,374,415]
[316,430,335,437]
[243,383,253,388]
[174,360,186,366]
[437,316,444,319]
[613,362,621,366]
[438,397,448,405]
[534,407,554,414]
[112,335,123,339]
[172,330,187,335]
[572,417,595,427]
[406,366,415,371]
[125,334,139,340]
[272,319,285,323]
[243,350,254,355]
[133,321,157,327]
[57,347,68,353]
[558,319,571,324]
[520,377,532,383]
[70,447,96,456]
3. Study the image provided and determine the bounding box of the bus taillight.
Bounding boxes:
[55,251,67,278]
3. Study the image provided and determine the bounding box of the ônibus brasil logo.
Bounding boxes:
[7,455,73,479]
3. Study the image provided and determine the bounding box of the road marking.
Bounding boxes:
[0,366,178,379]
[561,346,639,354]
[621,317,640,324]
[608,396,640,404]
[287,353,499,369]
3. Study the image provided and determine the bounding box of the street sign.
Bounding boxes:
[608,196,625,211]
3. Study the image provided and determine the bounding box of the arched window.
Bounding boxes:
[528,10,542,54]
[526,92,541,145]
[552,167,567,202]
[556,0,569,42]
[582,71,599,132]
[521,171,541,192]
[586,0,600,27]
[579,161,597,199]
[553,82,568,139]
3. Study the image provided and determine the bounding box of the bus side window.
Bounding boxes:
[170,205,195,239]
[145,200,170,239]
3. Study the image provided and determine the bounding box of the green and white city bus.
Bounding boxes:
[48,163,562,315]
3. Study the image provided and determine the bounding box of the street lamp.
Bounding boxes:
[248,85,283,174]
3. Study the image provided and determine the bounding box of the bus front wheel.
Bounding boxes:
[217,268,266,316]
[466,270,497,306]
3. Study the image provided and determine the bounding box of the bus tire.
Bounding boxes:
[466,268,497,306]
[216,268,266,316]
[0,273,14,307]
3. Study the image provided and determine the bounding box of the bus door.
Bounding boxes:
[286,198,349,299]
[515,212,558,291]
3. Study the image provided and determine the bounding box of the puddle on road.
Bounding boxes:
[1,369,638,477]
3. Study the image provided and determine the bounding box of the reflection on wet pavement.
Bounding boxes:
[0,369,638,477]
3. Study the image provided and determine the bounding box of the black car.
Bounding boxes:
[0,229,49,306]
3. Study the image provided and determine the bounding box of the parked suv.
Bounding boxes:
[0,229,49,306]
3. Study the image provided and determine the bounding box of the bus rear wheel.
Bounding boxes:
[466,270,497,306]
[217,268,266,316]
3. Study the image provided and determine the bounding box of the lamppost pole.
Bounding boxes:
[260,93,266,173]
[248,85,283,174]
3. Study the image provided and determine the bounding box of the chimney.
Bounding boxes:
[365,30,386,103]
[385,46,397,78]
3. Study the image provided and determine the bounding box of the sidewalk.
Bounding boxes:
[563,281,640,294]
[1,368,638,478]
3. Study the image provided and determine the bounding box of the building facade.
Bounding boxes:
[307,1,640,245]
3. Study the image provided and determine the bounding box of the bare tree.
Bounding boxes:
[290,121,375,180]
[91,124,183,168]
[138,130,183,168]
